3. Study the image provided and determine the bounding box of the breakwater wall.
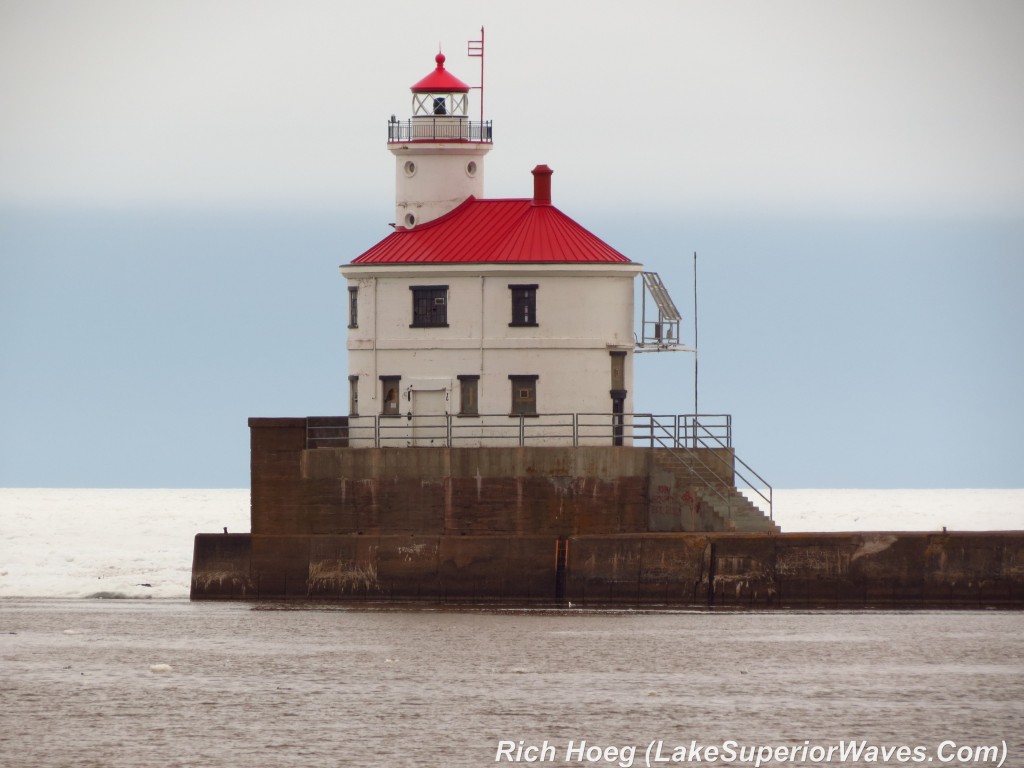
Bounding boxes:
[191,531,1024,607]
[247,418,776,536]
[191,418,1022,607]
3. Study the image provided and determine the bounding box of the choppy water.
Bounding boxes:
[1,600,1021,767]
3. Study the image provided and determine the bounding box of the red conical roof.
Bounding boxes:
[410,52,471,93]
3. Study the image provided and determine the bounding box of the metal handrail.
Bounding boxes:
[687,418,773,518]
[642,422,737,519]
[387,119,493,143]
[309,412,735,448]
[305,412,771,520]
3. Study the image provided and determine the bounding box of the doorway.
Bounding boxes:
[411,389,448,446]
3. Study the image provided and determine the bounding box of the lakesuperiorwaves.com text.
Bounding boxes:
[495,739,1009,767]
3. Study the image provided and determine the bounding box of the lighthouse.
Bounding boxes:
[189,39,782,607]
[387,52,492,229]
[188,38,1022,610]
[342,50,643,447]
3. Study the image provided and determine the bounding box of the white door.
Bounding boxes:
[411,389,448,446]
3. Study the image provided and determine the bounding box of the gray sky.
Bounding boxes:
[2,1,1023,489]
[3,0,1022,215]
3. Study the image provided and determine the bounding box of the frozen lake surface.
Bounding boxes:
[1,488,1022,599]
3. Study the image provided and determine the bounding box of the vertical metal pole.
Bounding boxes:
[479,27,485,127]
[641,277,647,344]
[693,251,699,447]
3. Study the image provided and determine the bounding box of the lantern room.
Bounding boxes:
[388,50,493,228]
[410,52,469,117]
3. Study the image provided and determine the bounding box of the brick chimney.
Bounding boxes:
[531,164,553,206]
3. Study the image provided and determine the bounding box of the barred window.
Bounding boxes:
[410,285,448,327]
[509,284,538,327]
[348,287,358,328]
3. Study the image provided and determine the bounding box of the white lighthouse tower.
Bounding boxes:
[387,52,493,229]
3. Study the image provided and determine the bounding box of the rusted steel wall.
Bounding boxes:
[192,533,557,602]
[192,531,1024,607]
[197,421,1024,607]
[567,532,1024,607]
[248,418,736,536]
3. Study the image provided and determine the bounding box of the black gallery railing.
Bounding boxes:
[387,119,493,143]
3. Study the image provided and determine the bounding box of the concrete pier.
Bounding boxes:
[192,530,1024,607]
[190,417,1024,607]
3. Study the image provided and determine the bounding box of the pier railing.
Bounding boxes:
[307,412,733,450]
[641,414,773,521]
[305,412,772,520]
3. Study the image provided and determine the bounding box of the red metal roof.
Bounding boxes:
[410,53,470,93]
[350,198,633,265]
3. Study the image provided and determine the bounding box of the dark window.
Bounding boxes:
[509,375,538,415]
[509,284,538,327]
[410,285,448,327]
[348,375,359,417]
[457,375,479,416]
[432,96,447,115]
[380,376,401,416]
[610,352,627,446]
[610,351,626,391]
[611,393,625,447]
[348,287,358,328]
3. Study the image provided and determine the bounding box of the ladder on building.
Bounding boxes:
[637,272,691,352]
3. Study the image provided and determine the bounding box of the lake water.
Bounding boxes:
[1,601,1021,767]
[1,489,1022,766]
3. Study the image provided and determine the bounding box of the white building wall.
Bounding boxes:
[390,143,491,228]
[341,263,641,447]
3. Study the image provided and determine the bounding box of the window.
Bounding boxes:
[410,285,448,327]
[509,284,538,327]
[432,96,447,115]
[610,351,626,391]
[380,376,401,416]
[457,375,479,416]
[610,352,627,446]
[509,375,538,416]
[348,287,358,328]
[348,375,359,417]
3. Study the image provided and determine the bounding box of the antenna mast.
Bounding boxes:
[468,27,485,126]
[693,251,699,416]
